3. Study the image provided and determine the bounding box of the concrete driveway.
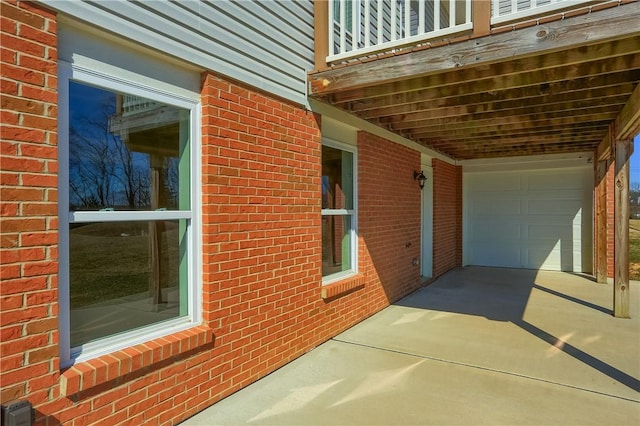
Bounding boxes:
[182,267,640,425]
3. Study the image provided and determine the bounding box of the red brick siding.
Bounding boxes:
[0,0,60,413]
[200,71,326,398]
[357,132,423,303]
[0,17,431,422]
[432,159,463,277]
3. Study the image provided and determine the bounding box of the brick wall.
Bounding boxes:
[432,159,463,278]
[357,132,423,303]
[200,71,326,399]
[0,0,60,414]
[0,7,431,418]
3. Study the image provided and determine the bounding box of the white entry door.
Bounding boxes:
[421,166,433,278]
[464,167,592,273]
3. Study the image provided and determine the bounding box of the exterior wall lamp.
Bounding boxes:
[414,170,427,190]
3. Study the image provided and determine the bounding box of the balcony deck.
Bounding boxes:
[309,0,640,160]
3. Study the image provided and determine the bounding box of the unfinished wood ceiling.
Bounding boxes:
[309,3,640,160]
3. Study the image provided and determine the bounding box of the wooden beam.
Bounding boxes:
[426,133,602,150]
[613,136,632,318]
[446,144,600,160]
[385,95,628,126]
[595,158,608,284]
[359,79,637,119]
[615,82,640,140]
[401,107,618,134]
[313,0,329,72]
[352,70,640,115]
[412,122,608,142]
[309,3,640,95]
[472,0,491,37]
[334,53,640,105]
[596,126,612,161]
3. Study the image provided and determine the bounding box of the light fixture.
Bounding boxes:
[413,170,427,190]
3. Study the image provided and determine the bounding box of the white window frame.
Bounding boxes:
[58,61,202,367]
[321,138,358,285]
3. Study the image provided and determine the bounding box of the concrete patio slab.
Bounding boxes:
[182,267,640,425]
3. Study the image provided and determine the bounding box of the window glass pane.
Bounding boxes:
[68,82,190,211]
[322,215,352,277]
[322,145,353,210]
[69,220,188,348]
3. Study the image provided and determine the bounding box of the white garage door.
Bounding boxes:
[464,166,593,273]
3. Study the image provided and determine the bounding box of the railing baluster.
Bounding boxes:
[405,0,411,37]
[377,0,383,45]
[418,0,425,34]
[492,0,500,18]
[328,0,335,56]
[391,0,397,41]
[450,0,456,28]
[364,0,371,47]
[340,0,346,54]
[352,0,358,47]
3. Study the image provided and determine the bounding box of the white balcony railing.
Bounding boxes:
[328,0,473,63]
[326,0,597,64]
[122,95,159,116]
[492,0,594,25]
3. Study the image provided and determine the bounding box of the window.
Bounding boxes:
[321,140,357,282]
[58,63,200,366]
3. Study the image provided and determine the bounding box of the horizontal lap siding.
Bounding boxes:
[40,0,314,106]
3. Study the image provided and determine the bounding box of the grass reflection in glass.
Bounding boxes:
[69,220,182,348]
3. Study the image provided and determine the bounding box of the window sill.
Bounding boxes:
[60,325,213,397]
[321,274,365,300]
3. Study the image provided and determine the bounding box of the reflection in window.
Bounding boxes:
[67,81,191,353]
[69,220,187,347]
[321,144,356,280]
[68,82,189,211]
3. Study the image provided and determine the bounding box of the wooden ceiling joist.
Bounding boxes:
[310,5,640,97]
[352,69,640,118]
[308,2,640,159]
[334,53,640,106]
[384,95,628,127]
[361,83,635,122]
[615,82,640,140]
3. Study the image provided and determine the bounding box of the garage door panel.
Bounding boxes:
[527,199,583,215]
[469,174,522,191]
[527,224,574,241]
[464,166,592,273]
[527,247,582,271]
[468,244,522,268]
[528,172,584,190]
[471,198,521,215]
[470,223,522,241]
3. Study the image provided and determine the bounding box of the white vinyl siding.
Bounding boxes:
[43,0,314,106]
[464,167,593,273]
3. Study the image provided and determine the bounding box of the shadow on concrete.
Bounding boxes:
[532,283,612,315]
[396,267,639,393]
